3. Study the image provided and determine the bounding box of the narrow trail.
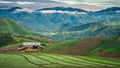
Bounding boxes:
[20,55,45,68]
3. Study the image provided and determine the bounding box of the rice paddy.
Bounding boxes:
[0,53,120,68]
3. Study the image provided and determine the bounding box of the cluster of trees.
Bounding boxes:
[119,32,120,36]
[0,33,14,47]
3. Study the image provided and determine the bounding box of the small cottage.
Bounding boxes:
[18,42,44,52]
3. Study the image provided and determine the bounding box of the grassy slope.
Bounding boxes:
[45,37,105,55]
[87,36,120,55]
[45,40,78,52]
[45,40,79,54]
[0,17,30,35]
[45,36,120,56]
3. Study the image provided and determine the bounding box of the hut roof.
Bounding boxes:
[23,42,40,46]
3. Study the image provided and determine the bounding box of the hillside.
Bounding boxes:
[48,23,120,40]
[45,36,120,57]
[0,17,52,40]
[45,37,105,55]
[0,17,58,51]
[0,17,30,35]
[88,36,120,57]
[0,17,30,47]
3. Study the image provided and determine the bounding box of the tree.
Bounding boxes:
[0,33,14,46]
[119,32,120,36]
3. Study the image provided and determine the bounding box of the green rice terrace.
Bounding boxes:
[0,53,120,68]
[0,17,120,68]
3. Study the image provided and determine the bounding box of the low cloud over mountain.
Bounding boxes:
[0,0,120,11]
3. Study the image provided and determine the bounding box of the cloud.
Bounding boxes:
[51,0,86,5]
[51,0,79,5]
[16,1,35,5]
[0,1,13,3]
[0,0,120,11]
[0,1,35,5]
[51,0,120,7]
[12,8,34,13]
[116,11,120,13]
[38,10,87,14]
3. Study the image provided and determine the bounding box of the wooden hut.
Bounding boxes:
[18,42,44,52]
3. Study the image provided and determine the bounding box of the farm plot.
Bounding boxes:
[0,54,36,68]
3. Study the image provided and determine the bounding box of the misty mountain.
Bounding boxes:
[0,7,120,40]
[0,7,22,14]
[47,23,120,40]
[37,7,87,12]
[96,7,120,13]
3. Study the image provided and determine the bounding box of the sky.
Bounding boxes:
[0,0,120,11]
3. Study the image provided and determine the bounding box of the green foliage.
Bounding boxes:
[41,43,47,46]
[0,33,15,46]
[119,32,120,36]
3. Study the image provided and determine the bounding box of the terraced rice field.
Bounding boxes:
[0,53,120,68]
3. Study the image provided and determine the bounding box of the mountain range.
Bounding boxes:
[0,7,120,40]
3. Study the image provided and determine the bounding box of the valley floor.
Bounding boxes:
[0,53,120,68]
